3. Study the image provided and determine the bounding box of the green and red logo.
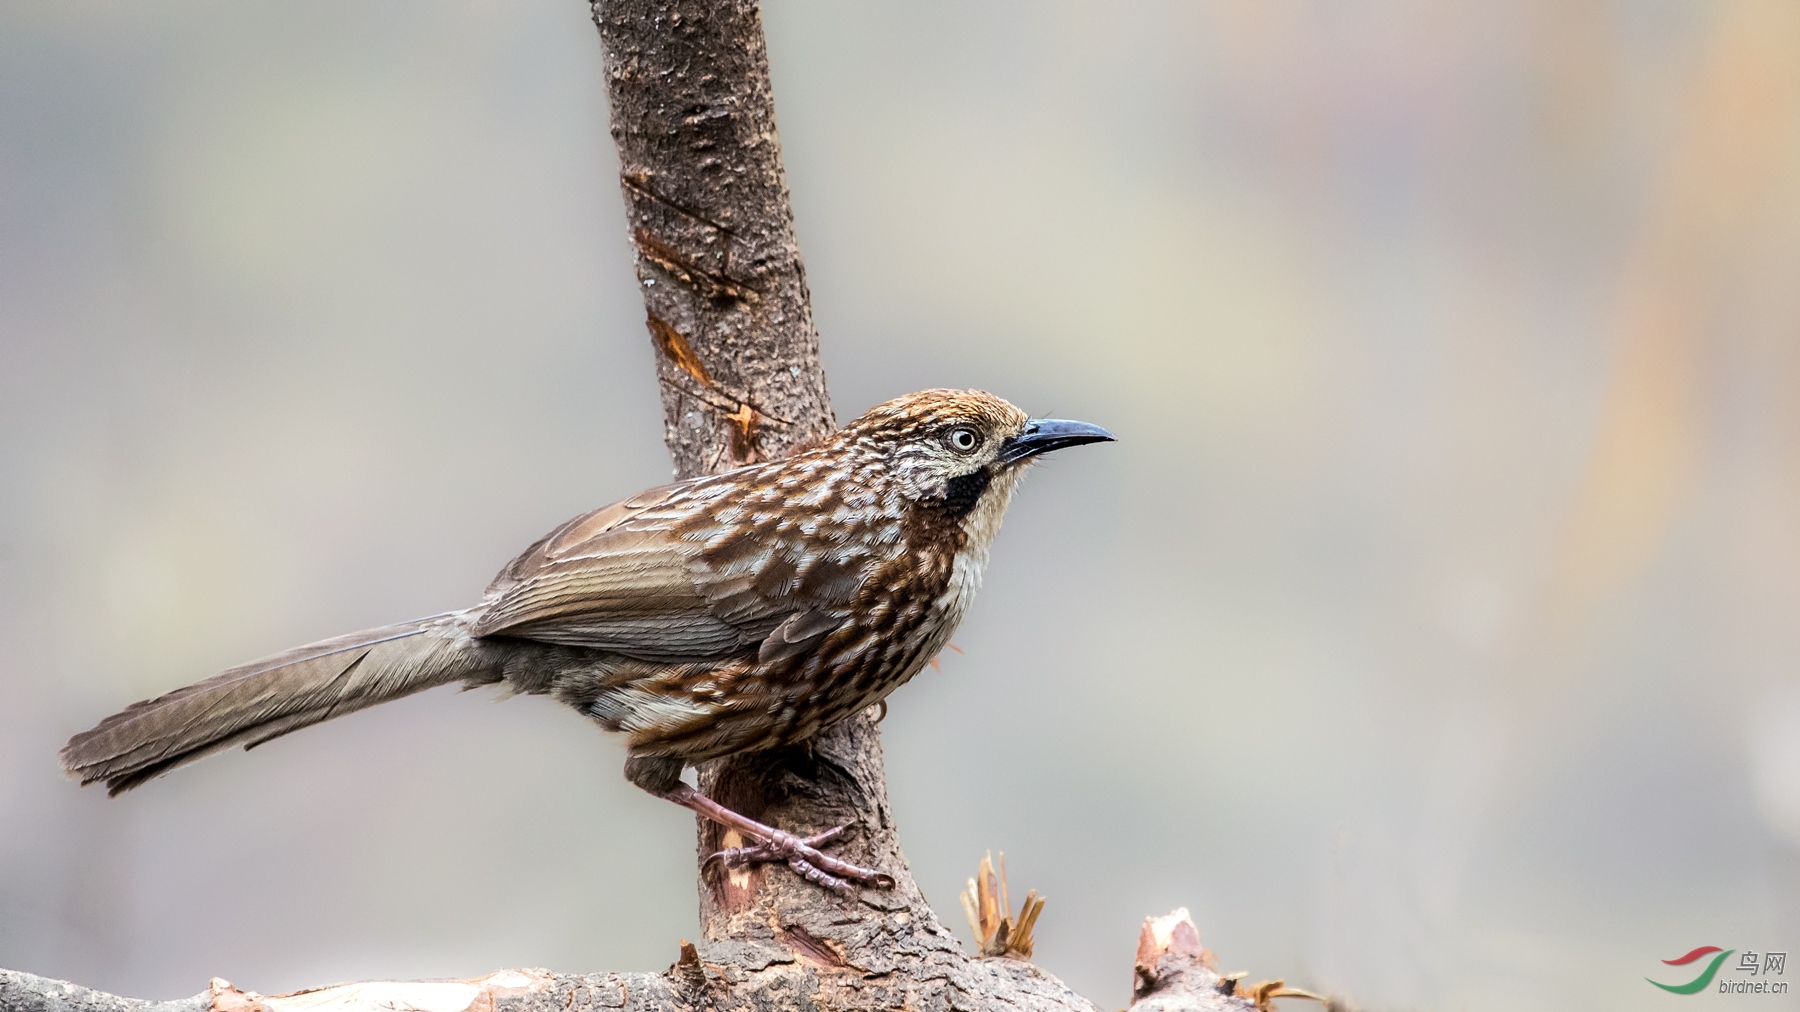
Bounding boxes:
[1650,947,1734,994]
[1650,946,1788,995]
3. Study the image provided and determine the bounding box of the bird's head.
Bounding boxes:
[828,389,1114,547]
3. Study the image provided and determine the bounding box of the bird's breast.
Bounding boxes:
[933,547,986,628]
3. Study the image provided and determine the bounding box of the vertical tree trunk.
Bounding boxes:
[590,0,966,973]
[594,0,834,476]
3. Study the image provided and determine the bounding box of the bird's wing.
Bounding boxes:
[470,477,871,663]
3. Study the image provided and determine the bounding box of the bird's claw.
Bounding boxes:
[704,823,895,894]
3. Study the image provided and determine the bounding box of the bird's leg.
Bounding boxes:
[659,783,896,894]
[622,755,894,893]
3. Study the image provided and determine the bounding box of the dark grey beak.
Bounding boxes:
[996,418,1116,465]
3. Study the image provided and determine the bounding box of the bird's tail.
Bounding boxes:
[61,612,498,795]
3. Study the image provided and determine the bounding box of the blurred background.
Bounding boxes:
[3,2,1799,1009]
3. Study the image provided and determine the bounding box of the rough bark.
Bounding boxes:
[2,4,1316,1012]
[595,0,835,476]
[0,970,208,1012]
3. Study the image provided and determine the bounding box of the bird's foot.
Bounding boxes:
[704,823,894,894]
[662,783,895,895]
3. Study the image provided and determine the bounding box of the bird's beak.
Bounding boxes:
[996,418,1116,465]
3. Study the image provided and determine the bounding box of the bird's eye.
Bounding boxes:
[946,427,980,454]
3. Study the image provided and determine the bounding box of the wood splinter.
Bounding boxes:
[961,850,1047,959]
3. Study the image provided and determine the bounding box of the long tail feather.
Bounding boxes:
[61,612,496,795]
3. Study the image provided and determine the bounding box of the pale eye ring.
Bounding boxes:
[946,427,980,454]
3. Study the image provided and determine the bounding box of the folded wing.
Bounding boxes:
[470,477,873,665]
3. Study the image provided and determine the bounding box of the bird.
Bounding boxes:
[60,388,1113,892]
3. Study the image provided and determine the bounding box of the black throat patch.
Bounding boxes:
[941,467,992,521]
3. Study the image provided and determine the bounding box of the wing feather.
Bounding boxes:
[470,473,874,664]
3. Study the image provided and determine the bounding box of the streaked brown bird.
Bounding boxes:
[61,388,1112,891]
